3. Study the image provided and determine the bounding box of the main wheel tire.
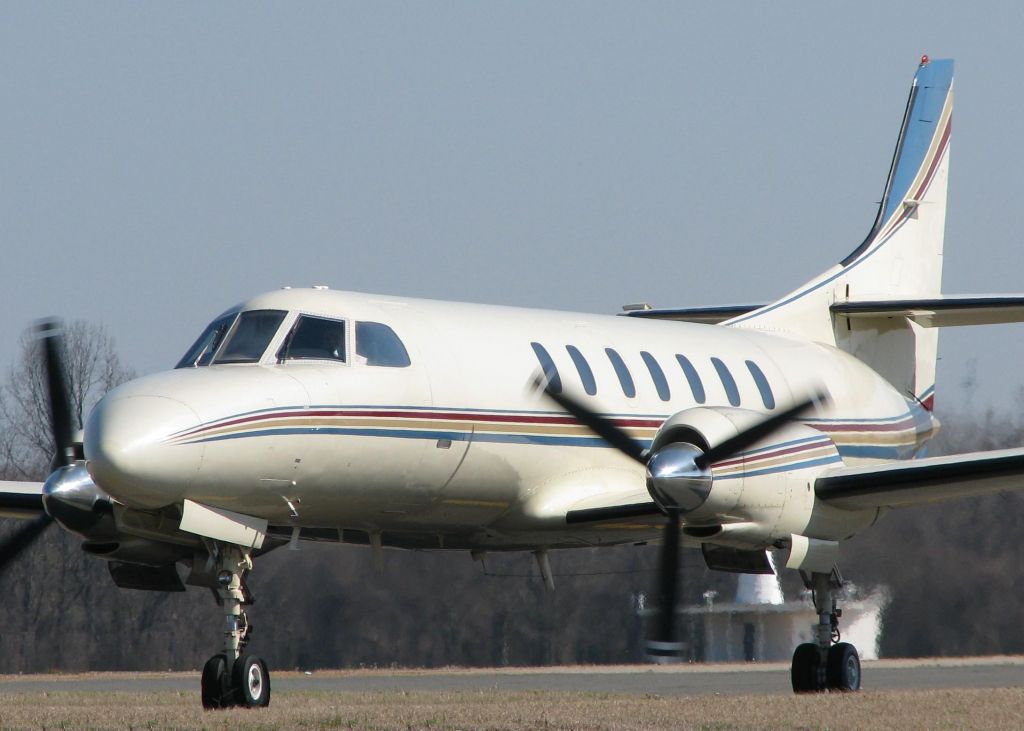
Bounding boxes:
[791,643,823,693]
[232,654,271,708]
[201,654,230,709]
[826,642,861,691]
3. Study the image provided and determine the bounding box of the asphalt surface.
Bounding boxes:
[1,658,1023,695]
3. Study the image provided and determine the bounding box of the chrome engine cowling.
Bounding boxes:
[646,442,711,511]
[42,462,116,538]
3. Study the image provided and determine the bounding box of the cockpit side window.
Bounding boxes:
[278,314,347,363]
[176,313,236,368]
[214,310,288,364]
[356,322,411,367]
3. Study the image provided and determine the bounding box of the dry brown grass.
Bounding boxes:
[0,686,1021,731]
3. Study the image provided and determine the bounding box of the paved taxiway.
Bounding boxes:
[1,657,1022,695]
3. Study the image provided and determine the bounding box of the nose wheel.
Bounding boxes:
[200,544,272,709]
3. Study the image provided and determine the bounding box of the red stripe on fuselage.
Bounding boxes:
[173,408,665,437]
[811,417,918,433]
[711,439,832,469]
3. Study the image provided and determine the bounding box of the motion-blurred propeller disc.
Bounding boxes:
[38,319,75,468]
[0,320,78,573]
[0,514,53,576]
[533,376,647,464]
[534,376,826,661]
[645,510,683,660]
[695,393,825,470]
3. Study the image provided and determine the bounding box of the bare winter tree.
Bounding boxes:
[0,320,134,481]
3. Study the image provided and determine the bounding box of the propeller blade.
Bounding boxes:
[0,515,54,576]
[695,392,827,470]
[646,510,683,660]
[37,319,75,468]
[535,377,648,465]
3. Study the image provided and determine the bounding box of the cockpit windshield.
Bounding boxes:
[176,307,412,369]
[176,313,237,368]
[277,315,346,362]
[214,309,288,364]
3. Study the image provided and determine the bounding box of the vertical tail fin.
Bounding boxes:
[728,57,954,408]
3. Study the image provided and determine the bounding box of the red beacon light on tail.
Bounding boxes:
[921,54,930,66]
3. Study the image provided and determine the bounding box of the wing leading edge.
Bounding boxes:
[815,448,1024,510]
[0,481,45,519]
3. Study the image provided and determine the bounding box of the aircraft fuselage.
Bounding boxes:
[83,287,936,551]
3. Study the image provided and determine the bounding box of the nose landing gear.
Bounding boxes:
[791,567,861,693]
[200,545,271,709]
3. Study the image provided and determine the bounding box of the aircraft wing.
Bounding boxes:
[0,481,45,519]
[815,448,1024,510]
[565,500,661,524]
[520,468,662,525]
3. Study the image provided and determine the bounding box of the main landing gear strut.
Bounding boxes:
[791,567,861,693]
[200,544,271,709]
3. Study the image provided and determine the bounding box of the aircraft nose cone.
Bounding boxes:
[85,394,203,509]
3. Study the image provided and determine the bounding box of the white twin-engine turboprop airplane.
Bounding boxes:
[4,56,1024,707]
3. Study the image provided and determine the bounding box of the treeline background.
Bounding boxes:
[0,327,1021,672]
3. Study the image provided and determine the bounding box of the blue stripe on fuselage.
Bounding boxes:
[188,426,637,449]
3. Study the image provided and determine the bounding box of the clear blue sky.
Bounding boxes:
[3,3,1023,412]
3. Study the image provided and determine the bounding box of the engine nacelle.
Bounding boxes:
[645,406,870,543]
[43,462,196,568]
[644,407,766,519]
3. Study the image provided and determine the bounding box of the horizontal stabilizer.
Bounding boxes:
[0,481,45,519]
[815,447,1024,510]
[832,295,1024,327]
[622,304,763,325]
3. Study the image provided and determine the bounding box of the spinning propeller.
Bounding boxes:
[537,376,824,660]
[0,320,73,572]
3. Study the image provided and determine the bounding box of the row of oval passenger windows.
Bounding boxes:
[530,342,775,410]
